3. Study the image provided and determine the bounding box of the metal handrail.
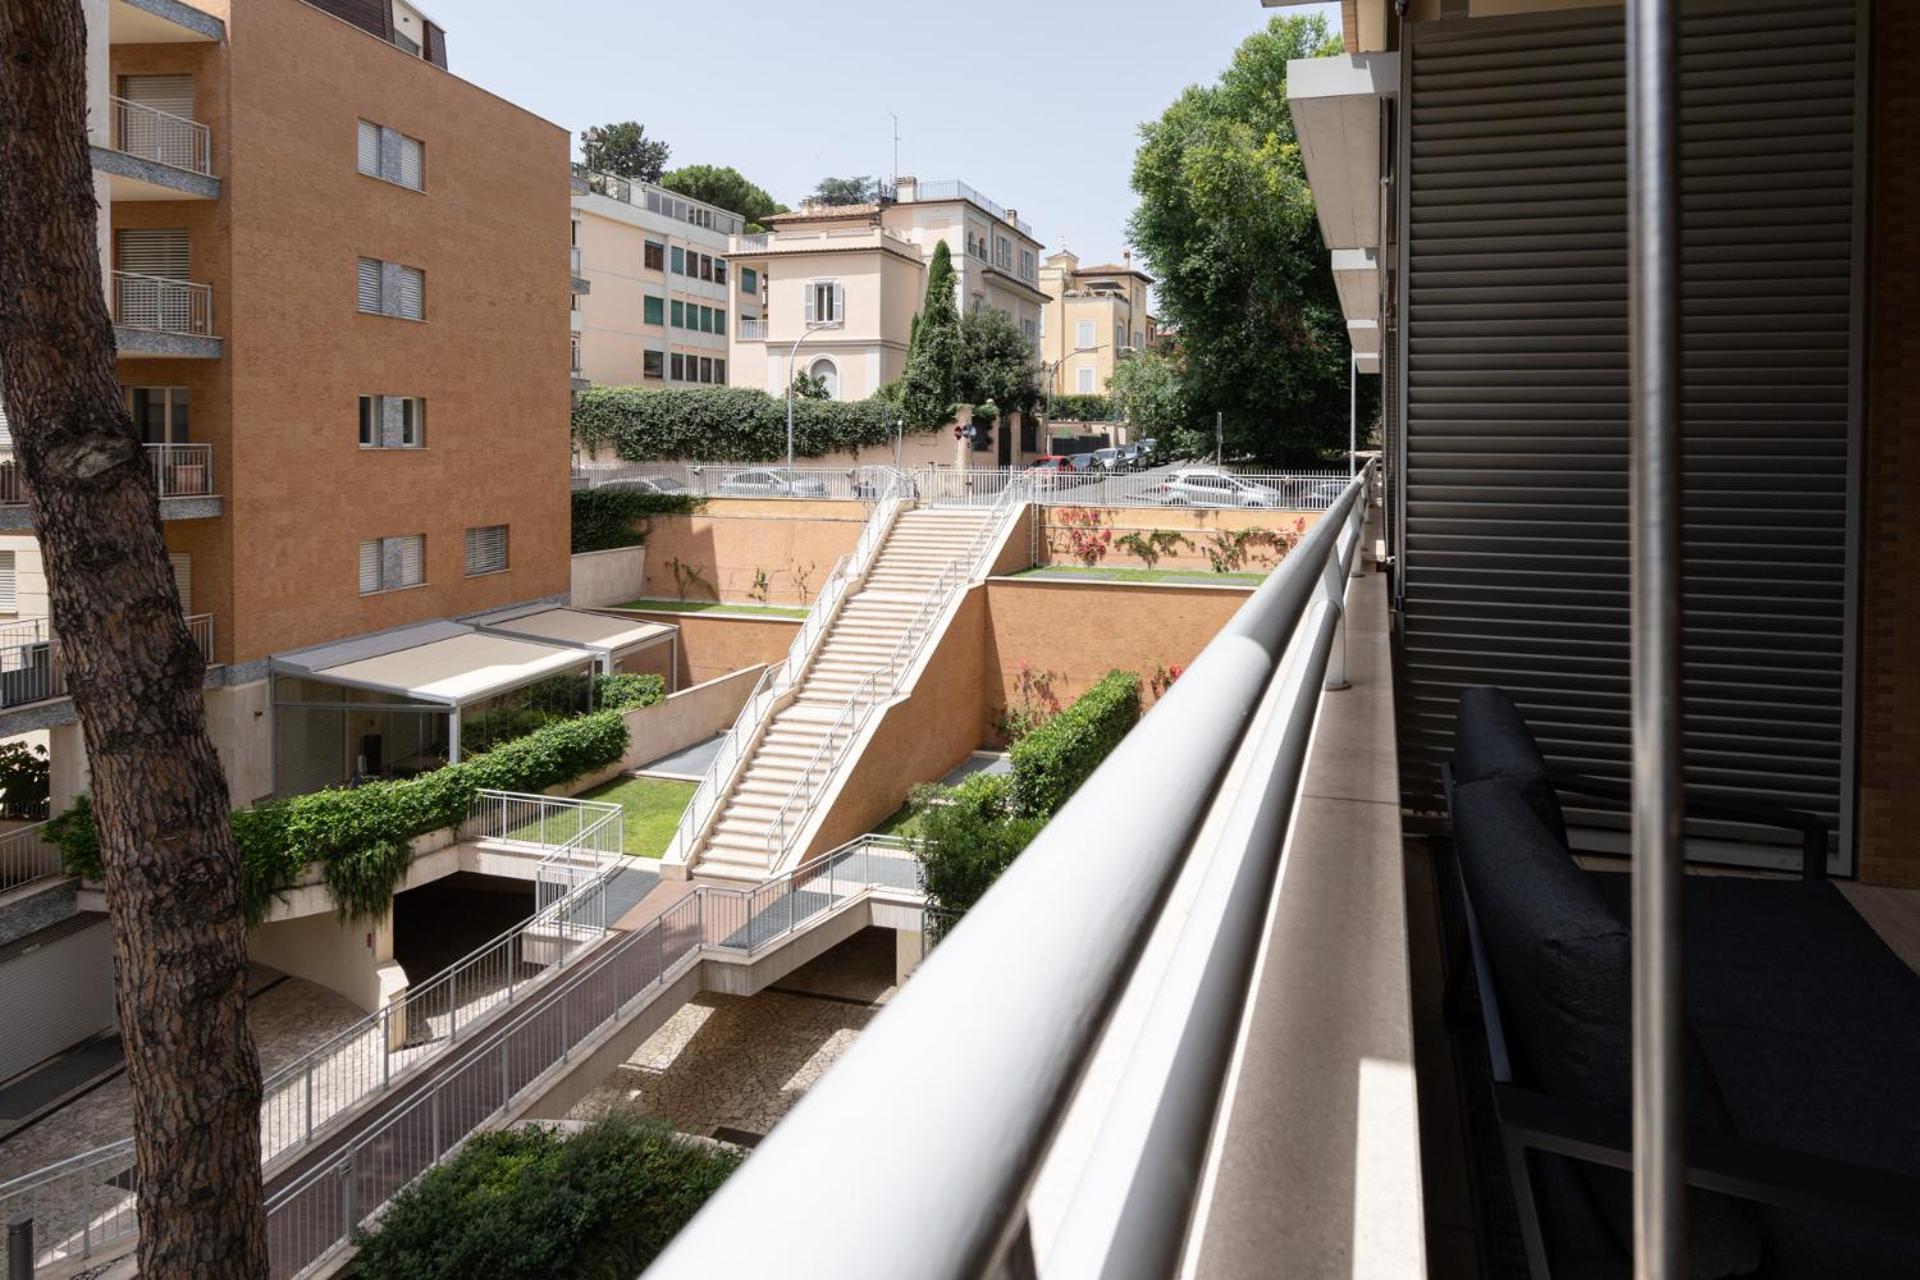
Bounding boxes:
[110,271,213,336]
[0,791,628,1269]
[645,464,1376,1279]
[108,96,211,175]
[758,479,1023,869]
[662,472,911,867]
[259,832,921,1278]
[1,443,215,507]
[0,820,61,892]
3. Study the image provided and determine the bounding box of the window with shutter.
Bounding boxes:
[395,266,423,320]
[716,307,726,334]
[832,284,844,324]
[399,397,424,447]
[168,553,191,613]
[670,247,685,275]
[358,396,377,446]
[643,350,664,379]
[670,300,684,329]
[1075,321,1095,350]
[120,74,194,120]
[715,358,726,383]
[357,120,380,177]
[357,258,382,313]
[670,353,684,381]
[0,551,15,615]
[0,397,11,451]
[644,295,664,326]
[464,525,508,576]
[117,228,189,279]
[1077,367,1095,393]
[358,539,381,594]
[394,535,424,588]
[645,242,664,271]
[397,135,423,190]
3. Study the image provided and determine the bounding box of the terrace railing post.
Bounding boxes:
[304,1059,315,1144]
[7,1214,32,1280]
[1627,0,1687,1274]
[431,1089,442,1161]
[341,1154,357,1239]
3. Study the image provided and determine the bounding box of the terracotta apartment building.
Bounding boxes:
[0,0,573,807]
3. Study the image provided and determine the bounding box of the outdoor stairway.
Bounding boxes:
[694,507,1000,882]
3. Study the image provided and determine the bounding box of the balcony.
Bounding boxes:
[0,443,220,530]
[737,316,767,342]
[727,225,919,260]
[570,335,588,393]
[570,244,589,295]
[111,271,220,359]
[91,97,219,202]
[107,0,224,44]
[0,612,216,713]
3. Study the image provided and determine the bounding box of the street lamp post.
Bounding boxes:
[786,319,843,471]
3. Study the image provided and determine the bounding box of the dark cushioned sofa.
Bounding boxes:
[1446,687,1920,1278]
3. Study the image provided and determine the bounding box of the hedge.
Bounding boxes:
[572,489,705,554]
[46,691,659,925]
[350,1114,740,1280]
[1008,669,1142,818]
[1045,394,1115,423]
[910,773,1046,919]
[572,385,936,462]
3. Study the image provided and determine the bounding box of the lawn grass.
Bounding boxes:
[1011,565,1268,586]
[615,597,809,619]
[872,803,924,840]
[575,776,698,857]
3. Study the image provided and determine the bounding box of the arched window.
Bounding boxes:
[809,356,840,400]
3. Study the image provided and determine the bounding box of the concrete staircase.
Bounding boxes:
[693,507,1000,882]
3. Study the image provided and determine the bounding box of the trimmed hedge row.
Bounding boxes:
[47,679,666,924]
[350,1114,740,1280]
[1008,669,1142,818]
[572,385,936,462]
[1045,394,1116,423]
[572,489,705,554]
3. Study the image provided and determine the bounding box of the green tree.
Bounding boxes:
[1107,347,1191,442]
[900,240,961,427]
[790,371,830,400]
[659,164,787,231]
[579,121,670,182]
[956,308,1041,417]
[812,175,875,206]
[1128,14,1369,462]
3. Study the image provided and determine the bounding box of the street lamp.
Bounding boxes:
[786,319,843,471]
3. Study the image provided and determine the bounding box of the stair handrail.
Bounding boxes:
[663,470,914,867]
[760,480,1027,869]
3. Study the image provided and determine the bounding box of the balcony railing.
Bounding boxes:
[905,179,1034,237]
[0,612,216,711]
[0,443,213,507]
[111,271,213,336]
[737,316,767,341]
[569,244,583,275]
[108,97,211,175]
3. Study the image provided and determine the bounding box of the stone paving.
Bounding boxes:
[567,927,898,1143]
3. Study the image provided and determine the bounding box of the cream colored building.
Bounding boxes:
[571,167,744,391]
[728,177,1049,404]
[1037,250,1157,397]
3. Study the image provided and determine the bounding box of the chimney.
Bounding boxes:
[1006,208,1018,223]
[1123,248,1132,269]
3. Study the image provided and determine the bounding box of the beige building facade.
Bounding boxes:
[570,169,745,392]
[1036,250,1157,397]
[728,178,1050,405]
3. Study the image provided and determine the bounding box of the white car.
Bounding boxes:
[1092,447,1127,472]
[1120,444,1144,469]
[1151,470,1288,508]
[716,468,830,498]
[599,474,689,495]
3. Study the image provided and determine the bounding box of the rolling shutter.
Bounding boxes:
[356,258,382,313]
[358,539,381,593]
[168,552,191,613]
[395,266,424,320]
[397,134,424,190]
[0,397,10,451]
[1397,0,1859,861]
[464,525,508,576]
[395,534,425,586]
[117,228,188,279]
[119,74,192,120]
[357,119,380,177]
[0,552,16,614]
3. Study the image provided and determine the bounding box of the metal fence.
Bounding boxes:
[111,271,213,336]
[260,834,918,1280]
[0,790,625,1275]
[109,96,212,175]
[642,465,1377,1280]
[0,444,215,508]
[573,463,909,504]
[0,820,61,893]
[0,613,214,711]
[924,465,1353,512]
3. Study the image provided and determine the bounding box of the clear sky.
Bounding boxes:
[442,0,1342,266]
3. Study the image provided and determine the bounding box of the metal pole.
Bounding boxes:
[1214,411,1223,465]
[1349,353,1358,477]
[1627,0,1685,1275]
[10,1214,34,1280]
[787,329,802,471]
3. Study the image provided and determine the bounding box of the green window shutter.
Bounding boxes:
[670,246,685,275]
[700,306,713,333]
[671,299,684,328]
[717,307,727,334]
[644,295,664,325]
[741,268,757,294]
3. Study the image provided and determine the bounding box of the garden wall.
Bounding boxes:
[1029,504,1324,576]
[636,501,867,605]
[570,546,647,608]
[618,609,800,687]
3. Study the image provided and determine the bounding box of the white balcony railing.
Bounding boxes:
[108,96,211,176]
[569,244,583,275]
[737,316,768,341]
[111,271,213,336]
[0,443,213,507]
[0,612,216,711]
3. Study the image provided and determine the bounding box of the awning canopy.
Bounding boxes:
[469,606,675,661]
[272,621,593,707]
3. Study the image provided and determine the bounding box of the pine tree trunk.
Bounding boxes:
[0,3,268,1276]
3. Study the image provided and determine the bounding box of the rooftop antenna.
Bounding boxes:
[890,112,901,187]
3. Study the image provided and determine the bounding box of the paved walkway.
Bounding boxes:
[634,735,724,780]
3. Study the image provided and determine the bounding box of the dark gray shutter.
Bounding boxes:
[1397,0,1859,861]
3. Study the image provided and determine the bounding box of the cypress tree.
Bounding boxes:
[902,239,962,428]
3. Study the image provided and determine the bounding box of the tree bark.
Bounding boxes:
[0,3,268,1277]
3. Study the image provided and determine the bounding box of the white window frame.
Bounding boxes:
[357,119,425,191]
[1076,320,1096,350]
[358,534,426,595]
[1077,366,1096,394]
[463,524,509,577]
[805,278,844,324]
[358,394,426,449]
[357,258,425,320]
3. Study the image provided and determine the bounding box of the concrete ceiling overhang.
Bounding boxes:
[1286,53,1398,253]
[1332,247,1378,323]
[1347,319,1380,357]
[1354,352,1381,375]
[110,0,224,43]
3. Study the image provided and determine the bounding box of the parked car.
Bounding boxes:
[1120,444,1145,470]
[1066,453,1097,474]
[1150,469,1288,508]
[599,474,689,495]
[1023,456,1085,490]
[1092,447,1127,472]
[716,468,830,498]
[1138,437,1158,458]
[1289,478,1350,508]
